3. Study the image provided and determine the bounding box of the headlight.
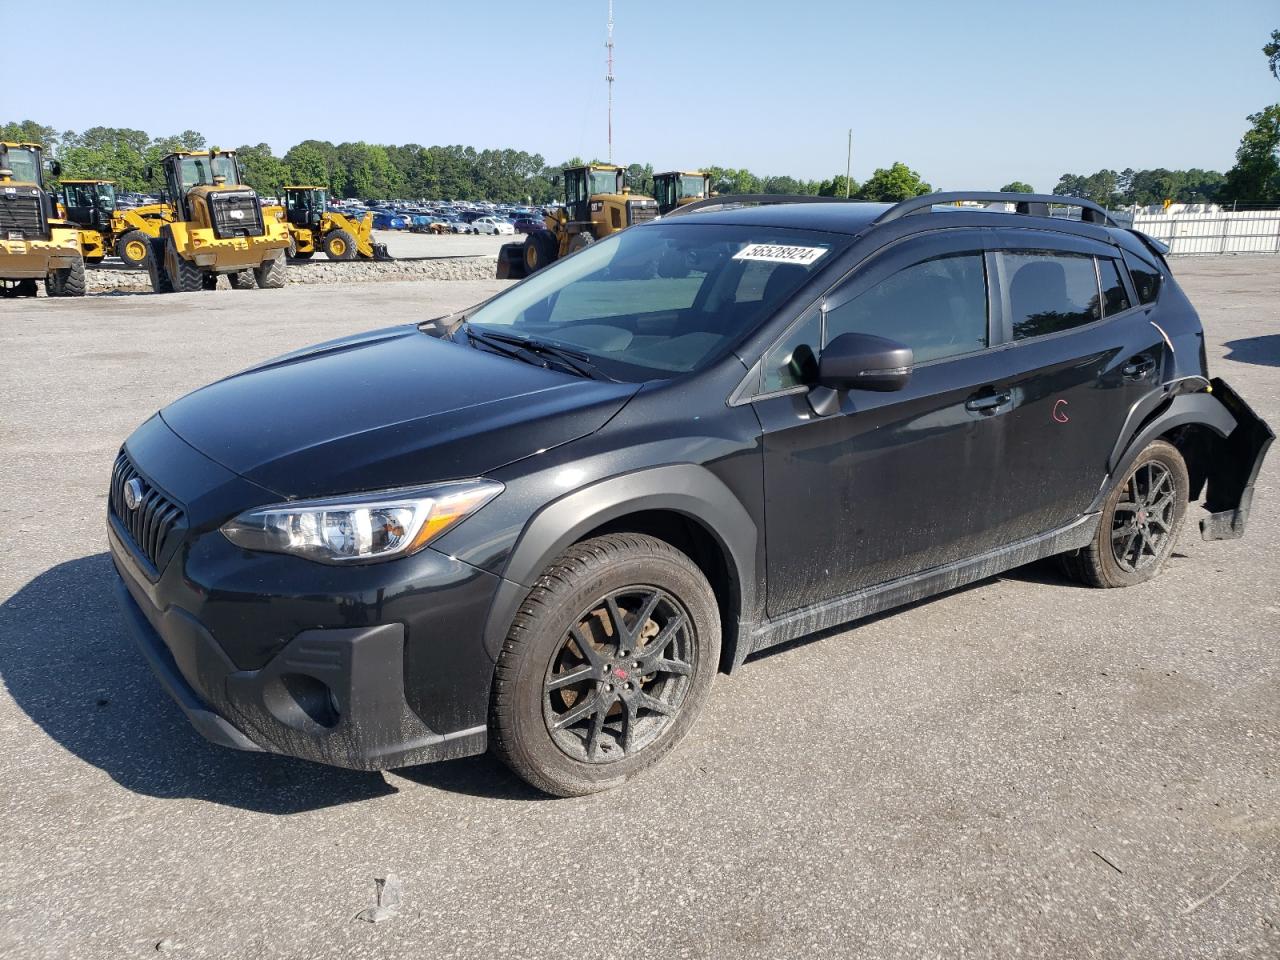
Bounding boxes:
[220,479,502,564]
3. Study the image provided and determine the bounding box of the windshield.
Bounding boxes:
[96,182,116,210]
[2,147,41,185]
[588,169,620,195]
[679,175,707,199]
[462,222,849,380]
[178,155,239,190]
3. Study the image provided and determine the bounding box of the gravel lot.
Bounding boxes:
[0,259,1277,959]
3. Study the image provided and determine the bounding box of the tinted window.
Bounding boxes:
[760,309,821,393]
[1097,258,1131,315]
[464,223,849,379]
[824,252,988,363]
[1002,251,1100,341]
[1123,250,1163,305]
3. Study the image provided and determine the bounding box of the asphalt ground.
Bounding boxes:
[0,259,1277,959]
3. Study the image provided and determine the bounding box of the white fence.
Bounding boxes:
[1116,207,1280,256]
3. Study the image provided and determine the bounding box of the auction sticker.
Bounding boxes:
[732,243,829,265]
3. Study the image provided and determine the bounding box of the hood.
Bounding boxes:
[160,324,639,499]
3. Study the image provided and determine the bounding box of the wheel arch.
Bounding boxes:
[480,464,758,675]
[1096,379,1272,539]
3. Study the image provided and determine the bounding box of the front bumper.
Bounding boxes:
[112,563,487,769]
[108,415,502,771]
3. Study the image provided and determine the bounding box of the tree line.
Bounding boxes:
[0,118,936,204]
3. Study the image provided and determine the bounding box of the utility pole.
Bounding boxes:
[845,128,852,199]
[606,0,615,165]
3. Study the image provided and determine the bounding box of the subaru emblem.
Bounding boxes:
[123,477,145,511]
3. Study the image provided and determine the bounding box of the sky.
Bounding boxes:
[4,0,1277,192]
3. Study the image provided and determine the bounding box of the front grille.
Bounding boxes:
[208,190,265,239]
[109,452,187,575]
[0,187,49,240]
[627,199,658,226]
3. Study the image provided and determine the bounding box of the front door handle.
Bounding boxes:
[965,391,1012,414]
[1122,354,1157,380]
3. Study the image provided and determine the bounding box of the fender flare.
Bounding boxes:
[480,464,758,668]
[1093,390,1237,513]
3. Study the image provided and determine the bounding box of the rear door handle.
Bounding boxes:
[965,391,1012,414]
[1122,354,1157,380]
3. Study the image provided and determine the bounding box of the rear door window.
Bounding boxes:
[1097,258,1132,316]
[1000,250,1100,340]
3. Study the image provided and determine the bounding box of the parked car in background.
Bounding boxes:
[372,211,409,230]
[449,218,477,235]
[514,217,543,235]
[473,216,515,236]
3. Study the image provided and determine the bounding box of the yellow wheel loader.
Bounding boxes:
[497,164,658,279]
[58,179,176,269]
[147,149,290,294]
[653,171,712,215]
[0,142,85,298]
[267,186,390,261]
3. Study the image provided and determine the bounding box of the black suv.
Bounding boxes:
[109,192,1272,796]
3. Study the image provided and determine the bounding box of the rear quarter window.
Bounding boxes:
[1123,250,1163,305]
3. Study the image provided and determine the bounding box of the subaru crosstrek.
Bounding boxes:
[109,191,1272,796]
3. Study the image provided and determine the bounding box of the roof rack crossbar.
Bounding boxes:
[875,191,1118,227]
[663,194,864,218]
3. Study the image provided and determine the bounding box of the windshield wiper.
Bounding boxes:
[463,325,608,380]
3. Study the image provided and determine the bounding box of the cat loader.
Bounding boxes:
[653,171,712,215]
[0,142,85,298]
[269,186,390,260]
[57,179,175,269]
[497,164,658,279]
[147,149,290,293]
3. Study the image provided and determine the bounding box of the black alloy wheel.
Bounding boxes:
[543,586,696,763]
[1111,460,1176,573]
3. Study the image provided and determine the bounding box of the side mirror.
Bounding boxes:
[817,332,913,392]
[49,160,62,177]
[144,166,154,181]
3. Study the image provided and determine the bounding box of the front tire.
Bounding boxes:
[1060,439,1189,588]
[490,534,720,797]
[324,229,357,260]
[116,230,151,269]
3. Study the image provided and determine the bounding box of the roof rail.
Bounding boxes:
[875,191,1118,227]
[663,194,864,218]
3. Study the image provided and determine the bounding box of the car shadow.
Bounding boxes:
[1223,335,1280,368]
[0,554,403,813]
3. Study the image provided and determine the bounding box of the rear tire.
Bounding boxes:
[254,249,287,289]
[324,229,357,260]
[1059,439,1189,588]
[45,258,86,297]
[489,533,720,797]
[164,234,202,293]
[227,270,256,290]
[116,230,151,269]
